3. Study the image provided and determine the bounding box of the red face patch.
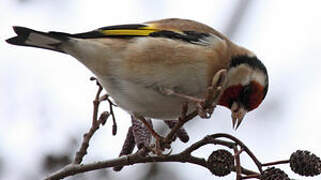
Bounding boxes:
[218,81,265,111]
[247,81,265,110]
[218,84,243,108]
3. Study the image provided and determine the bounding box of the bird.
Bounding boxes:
[6,18,268,130]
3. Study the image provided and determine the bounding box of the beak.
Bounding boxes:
[231,102,247,130]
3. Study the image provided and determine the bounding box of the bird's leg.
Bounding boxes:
[161,88,210,118]
[161,88,214,118]
[162,88,204,104]
[197,69,227,118]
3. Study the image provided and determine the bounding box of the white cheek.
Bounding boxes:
[226,65,267,87]
[226,64,252,86]
[251,70,266,86]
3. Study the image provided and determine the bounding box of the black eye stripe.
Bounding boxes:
[239,84,252,109]
[242,85,251,97]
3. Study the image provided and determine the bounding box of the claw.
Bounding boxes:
[231,102,247,130]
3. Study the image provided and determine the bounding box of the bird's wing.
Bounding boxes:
[145,18,227,39]
[70,18,227,46]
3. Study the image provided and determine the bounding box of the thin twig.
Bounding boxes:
[181,136,236,155]
[234,147,245,157]
[241,174,261,179]
[73,78,109,164]
[234,146,242,180]
[164,120,189,143]
[106,97,117,135]
[261,160,290,167]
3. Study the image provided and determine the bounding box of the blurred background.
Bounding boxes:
[1,0,321,179]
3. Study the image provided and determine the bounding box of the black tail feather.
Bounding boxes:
[6,26,69,53]
[6,26,34,45]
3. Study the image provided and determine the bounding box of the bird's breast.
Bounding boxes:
[98,76,204,119]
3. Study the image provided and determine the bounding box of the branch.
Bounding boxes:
[45,133,258,180]
[46,130,321,180]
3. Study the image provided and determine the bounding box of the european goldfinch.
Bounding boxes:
[6,18,268,129]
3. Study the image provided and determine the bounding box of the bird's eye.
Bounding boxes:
[240,84,252,109]
[243,81,265,111]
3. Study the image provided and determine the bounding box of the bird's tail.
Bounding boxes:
[6,26,71,53]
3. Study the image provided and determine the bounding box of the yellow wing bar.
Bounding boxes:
[99,24,161,36]
[100,29,158,36]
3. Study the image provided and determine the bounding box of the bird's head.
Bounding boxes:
[218,55,268,129]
